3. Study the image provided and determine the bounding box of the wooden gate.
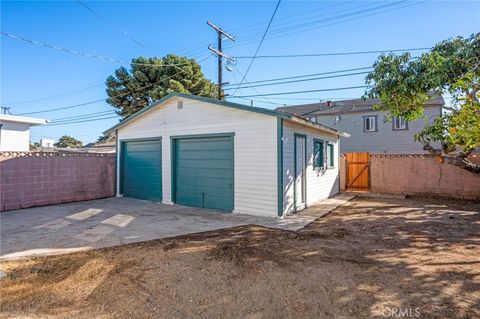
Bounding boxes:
[345,152,370,192]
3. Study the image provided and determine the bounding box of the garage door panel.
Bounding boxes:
[174,136,233,213]
[176,139,231,151]
[124,141,159,150]
[176,152,232,161]
[122,139,162,201]
[176,161,233,170]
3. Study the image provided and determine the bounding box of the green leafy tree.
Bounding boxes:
[96,133,114,144]
[54,135,84,148]
[365,33,480,175]
[106,54,217,117]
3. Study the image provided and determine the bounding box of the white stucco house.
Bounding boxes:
[0,114,48,151]
[104,93,343,218]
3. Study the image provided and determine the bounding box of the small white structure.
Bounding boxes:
[105,93,342,218]
[0,114,48,151]
[40,139,55,148]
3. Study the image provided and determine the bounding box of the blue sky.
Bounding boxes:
[2,0,479,144]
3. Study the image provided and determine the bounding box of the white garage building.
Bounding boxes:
[105,93,341,217]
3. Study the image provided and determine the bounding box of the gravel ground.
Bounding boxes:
[1,197,479,319]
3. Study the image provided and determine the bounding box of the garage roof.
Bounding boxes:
[104,92,340,136]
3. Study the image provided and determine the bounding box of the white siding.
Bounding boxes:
[282,121,340,215]
[117,97,279,217]
[315,106,442,154]
[0,121,31,151]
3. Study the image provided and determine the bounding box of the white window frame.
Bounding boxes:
[393,116,408,130]
[363,115,377,132]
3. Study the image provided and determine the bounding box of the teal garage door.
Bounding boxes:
[121,139,162,201]
[173,135,234,213]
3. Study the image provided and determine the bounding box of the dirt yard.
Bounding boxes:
[1,197,479,319]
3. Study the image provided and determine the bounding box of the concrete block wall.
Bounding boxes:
[369,154,480,200]
[0,152,116,211]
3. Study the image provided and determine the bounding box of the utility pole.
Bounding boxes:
[207,21,235,100]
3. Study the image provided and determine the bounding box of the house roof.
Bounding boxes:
[0,114,48,126]
[104,92,340,136]
[276,94,445,117]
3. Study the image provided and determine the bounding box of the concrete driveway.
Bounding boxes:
[0,194,353,260]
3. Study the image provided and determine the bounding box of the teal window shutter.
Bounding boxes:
[313,140,324,169]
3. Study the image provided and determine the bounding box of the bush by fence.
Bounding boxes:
[1,152,116,211]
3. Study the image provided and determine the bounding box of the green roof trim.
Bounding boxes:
[104,92,339,135]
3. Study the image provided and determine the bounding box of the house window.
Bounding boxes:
[313,140,324,169]
[363,116,377,132]
[327,143,334,168]
[393,116,408,130]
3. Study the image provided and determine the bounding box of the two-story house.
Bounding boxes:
[276,95,444,154]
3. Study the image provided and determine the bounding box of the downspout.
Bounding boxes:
[0,124,3,150]
[277,118,283,217]
[115,129,119,196]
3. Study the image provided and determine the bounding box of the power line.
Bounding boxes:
[233,85,370,98]
[225,2,351,36]
[47,115,120,126]
[4,83,104,105]
[15,55,212,115]
[176,2,349,58]
[235,47,431,59]
[76,0,155,54]
[249,96,358,101]
[225,70,370,90]
[267,1,427,44]
[18,99,106,116]
[231,1,370,41]
[264,1,428,44]
[224,66,373,87]
[1,32,208,67]
[232,0,282,96]
[226,1,426,50]
[51,110,116,122]
[264,1,403,39]
[231,66,282,106]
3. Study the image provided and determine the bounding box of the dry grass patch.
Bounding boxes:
[1,197,479,319]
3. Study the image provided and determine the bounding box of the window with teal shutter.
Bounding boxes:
[313,140,324,169]
[327,143,334,168]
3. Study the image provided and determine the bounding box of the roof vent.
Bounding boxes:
[177,100,183,109]
[327,100,332,107]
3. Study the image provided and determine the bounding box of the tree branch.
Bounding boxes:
[442,156,480,175]
[418,134,480,175]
